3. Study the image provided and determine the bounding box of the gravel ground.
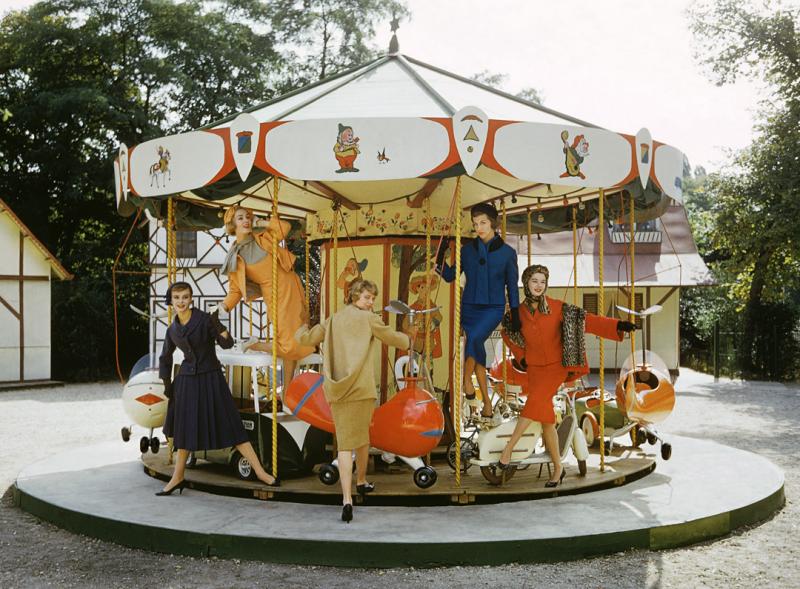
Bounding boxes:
[0,369,796,589]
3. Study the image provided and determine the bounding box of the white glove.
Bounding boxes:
[209,303,229,319]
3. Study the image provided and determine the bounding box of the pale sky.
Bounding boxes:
[1,0,784,171]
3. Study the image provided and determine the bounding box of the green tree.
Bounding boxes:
[0,0,404,380]
[688,0,800,378]
[269,0,409,82]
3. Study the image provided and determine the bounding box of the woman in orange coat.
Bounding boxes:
[218,206,314,383]
[498,264,635,487]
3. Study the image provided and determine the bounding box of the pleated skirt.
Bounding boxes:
[461,303,504,366]
[163,369,249,451]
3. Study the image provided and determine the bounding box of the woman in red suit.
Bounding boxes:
[499,265,636,487]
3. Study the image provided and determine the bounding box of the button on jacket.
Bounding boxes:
[440,236,520,308]
[159,309,234,380]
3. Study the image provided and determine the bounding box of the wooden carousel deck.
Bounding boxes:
[141,446,656,506]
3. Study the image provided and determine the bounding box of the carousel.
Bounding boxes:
[12,33,785,567]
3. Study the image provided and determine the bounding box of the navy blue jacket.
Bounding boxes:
[440,236,520,308]
[159,309,234,380]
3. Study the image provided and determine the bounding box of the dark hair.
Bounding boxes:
[470,202,499,229]
[165,281,193,305]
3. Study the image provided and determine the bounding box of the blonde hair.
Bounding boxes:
[225,206,253,235]
[348,279,378,304]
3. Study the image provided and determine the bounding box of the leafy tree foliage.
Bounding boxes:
[0,0,404,380]
[685,0,800,379]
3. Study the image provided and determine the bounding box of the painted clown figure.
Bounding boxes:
[333,123,360,173]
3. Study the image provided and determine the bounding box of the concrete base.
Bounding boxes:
[13,437,784,567]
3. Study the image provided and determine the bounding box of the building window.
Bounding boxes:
[583,293,598,314]
[176,231,197,259]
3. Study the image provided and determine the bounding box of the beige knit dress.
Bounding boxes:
[295,305,410,450]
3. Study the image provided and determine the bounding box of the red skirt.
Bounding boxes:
[520,362,569,424]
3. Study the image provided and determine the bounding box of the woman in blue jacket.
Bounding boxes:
[436,203,520,419]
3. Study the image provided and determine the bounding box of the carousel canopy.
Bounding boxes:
[114,49,686,236]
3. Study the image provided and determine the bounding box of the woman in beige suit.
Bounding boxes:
[295,279,412,522]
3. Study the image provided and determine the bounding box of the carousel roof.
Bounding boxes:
[209,54,593,127]
[115,47,686,234]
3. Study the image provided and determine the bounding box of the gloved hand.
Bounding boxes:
[210,308,228,334]
[617,320,637,333]
[209,303,229,319]
[434,238,450,271]
[510,307,522,331]
[162,378,173,400]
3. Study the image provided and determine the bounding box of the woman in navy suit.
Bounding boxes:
[157,281,278,495]
[437,203,520,419]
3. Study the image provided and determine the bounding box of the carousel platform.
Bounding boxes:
[13,437,784,567]
[140,447,655,505]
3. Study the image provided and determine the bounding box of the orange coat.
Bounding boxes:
[222,218,313,361]
[503,297,623,423]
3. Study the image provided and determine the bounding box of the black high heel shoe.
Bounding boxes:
[544,468,566,488]
[155,480,185,496]
[356,482,375,495]
[341,503,353,523]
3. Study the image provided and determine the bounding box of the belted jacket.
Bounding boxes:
[440,236,520,308]
[158,309,234,380]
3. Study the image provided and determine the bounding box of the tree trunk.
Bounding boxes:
[740,248,771,376]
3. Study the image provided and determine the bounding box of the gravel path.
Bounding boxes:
[0,370,796,589]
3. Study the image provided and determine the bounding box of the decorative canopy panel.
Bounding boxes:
[115,53,685,236]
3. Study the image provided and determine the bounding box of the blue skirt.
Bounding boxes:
[163,369,249,451]
[461,303,504,366]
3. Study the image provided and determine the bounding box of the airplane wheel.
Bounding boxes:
[480,464,516,486]
[629,426,644,448]
[318,463,339,486]
[580,415,596,447]
[603,440,612,455]
[413,466,437,489]
[646,432,658,445]
[139,436,150,454]
[121,427,131,442]
[578,459,587,476]
[660,442,672,461]
[149,437,160,454]
[446,438,475,472]
[232,451,255,480]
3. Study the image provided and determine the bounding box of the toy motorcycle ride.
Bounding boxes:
[575,305,675,460]
[448,354,590,486]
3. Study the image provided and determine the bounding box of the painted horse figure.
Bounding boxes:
[149,146,171,188]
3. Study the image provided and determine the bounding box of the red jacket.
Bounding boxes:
[503,297,623,378]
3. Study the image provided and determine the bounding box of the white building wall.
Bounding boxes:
[0,213,55,382]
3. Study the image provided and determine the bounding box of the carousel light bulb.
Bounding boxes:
[563,196,569,206]
[578,198,585,210]
[537,212,544,223]
[511,194,518,204]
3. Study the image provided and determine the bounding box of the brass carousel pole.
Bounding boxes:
[500,198,508,399]
[166,197,177,465]
[452,177,463,486]
[424,196,432,374]
[572,205,578,305]
[270,178,281,480]
[598,190,606,472]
